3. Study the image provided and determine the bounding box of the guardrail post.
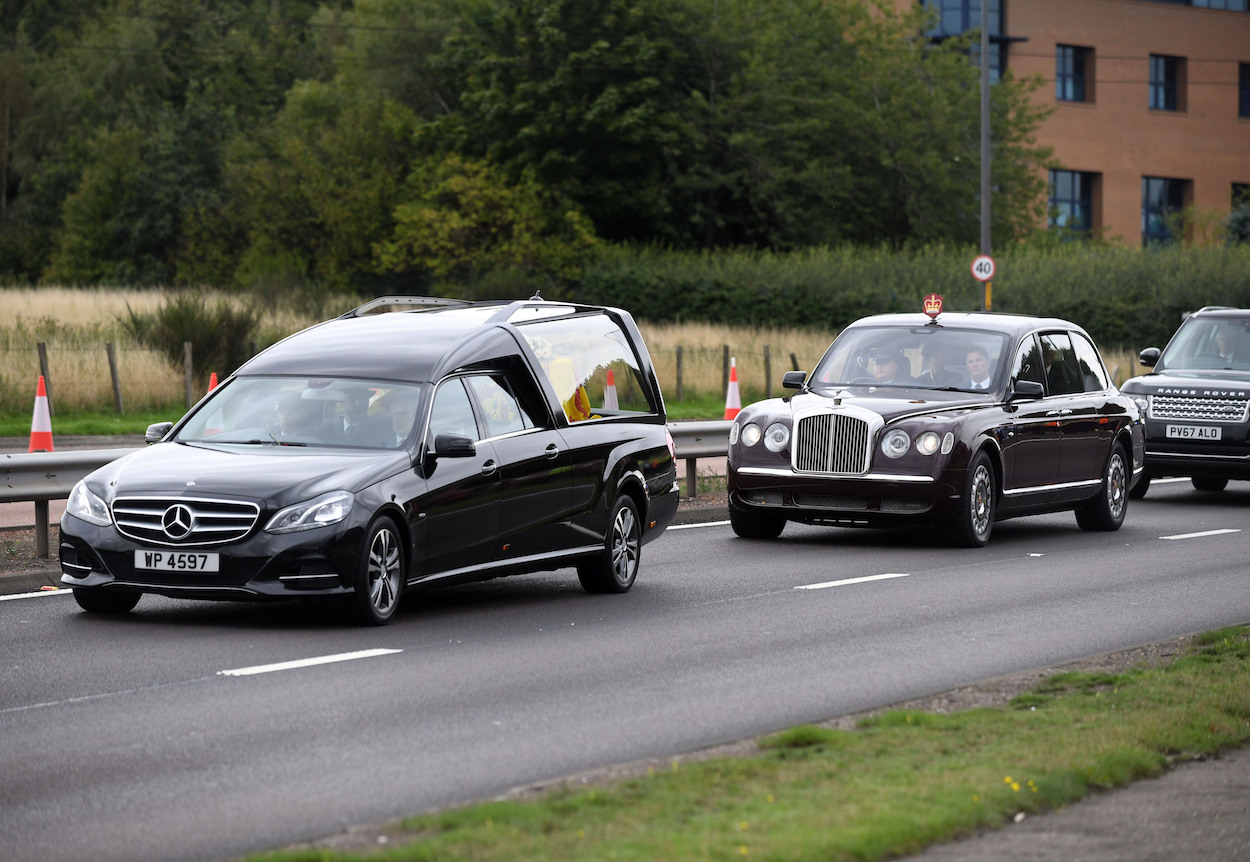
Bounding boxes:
[686,459,699,500]
[35,500,49,558]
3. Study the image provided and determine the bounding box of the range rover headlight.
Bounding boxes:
[915,431,942,456]
[763,423,790,453]
[880,429,911,459]
[740,423,762,447]
[266,491,354,533]
[1130,395,1149,417]
[66,480,113,527]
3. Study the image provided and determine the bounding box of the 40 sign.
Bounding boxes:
[971,255,995,282]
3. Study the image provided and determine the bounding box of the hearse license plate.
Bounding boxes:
[1166,424,1222,441]
[134,550,220,572]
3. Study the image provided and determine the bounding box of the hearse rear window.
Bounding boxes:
[517,314,657,422]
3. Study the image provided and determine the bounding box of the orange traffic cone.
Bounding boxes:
[207,371,219,392]
[723,357,741,420]
[28,375,54,452]
[603,369,618,410]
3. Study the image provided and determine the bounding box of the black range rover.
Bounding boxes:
[60,296,679,625]
[1121,306,1250,497]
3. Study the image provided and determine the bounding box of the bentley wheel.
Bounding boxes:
[1192,477,1228,493]
[949,451,995,547]
[349,517,404,625]
[578,494,640,594]
[72,587,141,615]
[1076,444,1128,532]
[729,503,786,540]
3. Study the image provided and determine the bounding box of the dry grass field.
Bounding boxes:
[0,288,1144,417]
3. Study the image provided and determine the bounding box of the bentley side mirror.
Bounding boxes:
[1010,380,1045,401]
[782,370,807,390]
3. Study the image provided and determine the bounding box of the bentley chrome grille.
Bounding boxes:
[794,412,871,474]
[112,496,261,546]
[1149,395,1249,423]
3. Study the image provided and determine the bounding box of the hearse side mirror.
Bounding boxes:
[1010,380,1045,401]
[782,370,807,390]
[145,422,173,444]
[432,433,476,458]
[1139,347,1160,368]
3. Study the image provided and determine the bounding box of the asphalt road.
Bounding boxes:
[2,478,1249,861]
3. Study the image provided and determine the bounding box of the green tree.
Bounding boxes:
[375,154,597,288]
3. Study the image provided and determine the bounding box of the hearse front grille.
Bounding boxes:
[112,496,261,546]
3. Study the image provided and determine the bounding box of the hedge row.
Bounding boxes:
[572,243,1250,351]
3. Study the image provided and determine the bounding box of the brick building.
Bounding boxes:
[902,0,1250,244]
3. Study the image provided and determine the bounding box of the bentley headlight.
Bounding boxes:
[763,423,790,453]
[728,422,740,445]
[740,423,762,447]
[915,431,942,456]
[66,480,113,527]
[880,429,911,459]
[266,491,354,533]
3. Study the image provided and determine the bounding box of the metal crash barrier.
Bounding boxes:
[1,448,141,558]
[666,420,732,499]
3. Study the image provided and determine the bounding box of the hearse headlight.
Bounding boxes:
[266,491,354,533]
[66,480,113,527]
[740,422,762,447]
[763,423,790,453]
[880,429,911,459]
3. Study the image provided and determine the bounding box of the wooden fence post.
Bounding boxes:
[764,345,772,399]
[184,342,194,409]
[790,352,800,371]
[106,342,124,414]
[675,346,683,401]
[722,345,730,398]
[37,342,53,417]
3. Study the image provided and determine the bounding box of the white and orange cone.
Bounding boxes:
[28,375,54,452]
[723,357,741,420]
[603,369,618,410]
[208,371,219,392]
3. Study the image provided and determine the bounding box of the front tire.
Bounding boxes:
[1192,477,1228,492]
[73,587,141,615]
[948,451,995,547]
[729,503,786,539]
[1076,444,1128,532]
[349,517,405,625]
[578,494,641,594]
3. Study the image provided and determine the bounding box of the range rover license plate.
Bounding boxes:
[1166,425,1222,441]
[134,550,220,572]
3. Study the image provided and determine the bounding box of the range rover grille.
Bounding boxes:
[794,413,871,475]
[1150,395,1249,423]
[112,496,261,546]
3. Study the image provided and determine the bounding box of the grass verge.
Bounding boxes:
[245,626,1250,862]
[0,407,185,438]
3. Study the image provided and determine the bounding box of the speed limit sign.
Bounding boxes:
[971,255,995,282]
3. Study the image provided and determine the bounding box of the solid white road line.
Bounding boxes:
[0,588,72,602]
[668,520,731,530]
[219,648,403,677]
[796,572,910,590]
[1160,528,1240,541]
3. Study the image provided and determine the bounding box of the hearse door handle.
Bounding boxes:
[481,459,497,476]
[544,444,561,460]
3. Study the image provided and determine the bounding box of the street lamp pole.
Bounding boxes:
[980,1,991,311]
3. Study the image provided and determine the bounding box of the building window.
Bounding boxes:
[1192,1,1249,11]
[1149,55,1182,111]
[1050,170,1096,236]
[1142,177,1186,246]
[1241,63,1250,118]
[1235,184,1250,208]
[923,0,1004,82]
[1056,46,1089,102]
